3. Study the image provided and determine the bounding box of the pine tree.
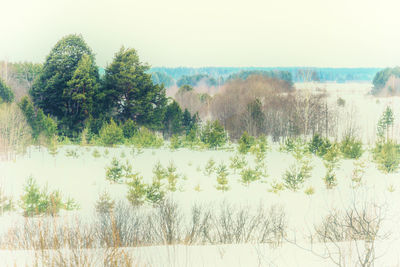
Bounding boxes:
[65,54,98,133]
[0,78,14,103]
[103,47,167,128]
[30,34,99,136]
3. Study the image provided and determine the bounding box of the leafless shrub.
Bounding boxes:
[311,202,388,267]
[0,103,31,161]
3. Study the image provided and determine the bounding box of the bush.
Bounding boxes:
[240,167,260,186]
[130,127,163,148]
[20,177,78,216]
[337,97,345,107]
[308,134,331,157]
[105,158,133,183]
[215,162,229,191]
[229,154,247,173]
[200,120,227,149]
[95,191,115,214]
[238,131,255,154]
[373,140,400,173]
[340,135,363,159]
[169,134,183,150]
[0,78,14,103]
[126,173,147,206]
[204,158,216,176]
[322,144,340,189]
[99,119,124,146]
[122,119,137,139]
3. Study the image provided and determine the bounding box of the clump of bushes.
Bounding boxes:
[105,157,133,183]
[99,119,124,146]
[308,134,331,157]
[95,191,115,214]
[129,127,164,148]
[240,167,261,186]
[322,144,340,189]
[283,141,312,191]
[215,162,229,191]
[200,120,227,149]
[238,131,255,154]
[373,140,400,173]
[229,154,247,173]
[340,135,363,159]
[20,177,78,216]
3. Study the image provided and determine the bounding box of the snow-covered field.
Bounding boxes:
[1,82,400,266]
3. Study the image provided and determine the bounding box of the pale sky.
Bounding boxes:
[1,0,399,68]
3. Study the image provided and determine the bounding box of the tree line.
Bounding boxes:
[1,34,198,142]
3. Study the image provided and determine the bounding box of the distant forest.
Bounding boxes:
[149,67,381,87]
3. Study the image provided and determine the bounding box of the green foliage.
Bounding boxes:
[246,98,266,136]
[65,149,79,158]
[238,131,255,154]
[280,138,297,153]
[95,191,115,214]
[0,185,14,214]
[377,106,394,141]
[283,144,312,191]
[30,34,99,136]
[20,176,78,216]
[145,180,165,204]
[103,46,167,129]
[99,119,124,146]
[166,161,179,192]
[122,119,137,139]
[351,160,366,187]
[163,100,183,136]
[0,78,14,103]
[215,162,229,191]
[322,144,340,189]
[337,97,345,107]
[373,140,400,173]
[304,186,315,195]
[92,149,101,158]
[308,134,331,157]
[204,158,216,176]
[65,54,98,133]
[169,134,183,150]
[229,154,247,173]
[240,167,260,186]
[19,96,58,144]
[340,135,363,159]
[268,180,285,194]
[200,120,227,149]
[126,173,147,206]
[105,157,133,183]
[130,127,164,148]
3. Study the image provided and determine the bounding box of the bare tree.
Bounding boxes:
[0,103,31,160]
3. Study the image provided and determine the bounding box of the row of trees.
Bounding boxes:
[26,34,196,138]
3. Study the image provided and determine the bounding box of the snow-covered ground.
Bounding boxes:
[1,82,400,266]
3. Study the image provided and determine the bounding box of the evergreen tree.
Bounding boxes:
[377,106,394,141]
[163,100,183,136]
[65,54,99,133]
[103,47,167,128]
[0,78,14,103]
[30,34,99,136]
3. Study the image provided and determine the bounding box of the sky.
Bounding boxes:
[1,0,400,68]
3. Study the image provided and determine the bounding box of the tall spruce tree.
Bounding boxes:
[30,34,99,136]
[103,47,167,129]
